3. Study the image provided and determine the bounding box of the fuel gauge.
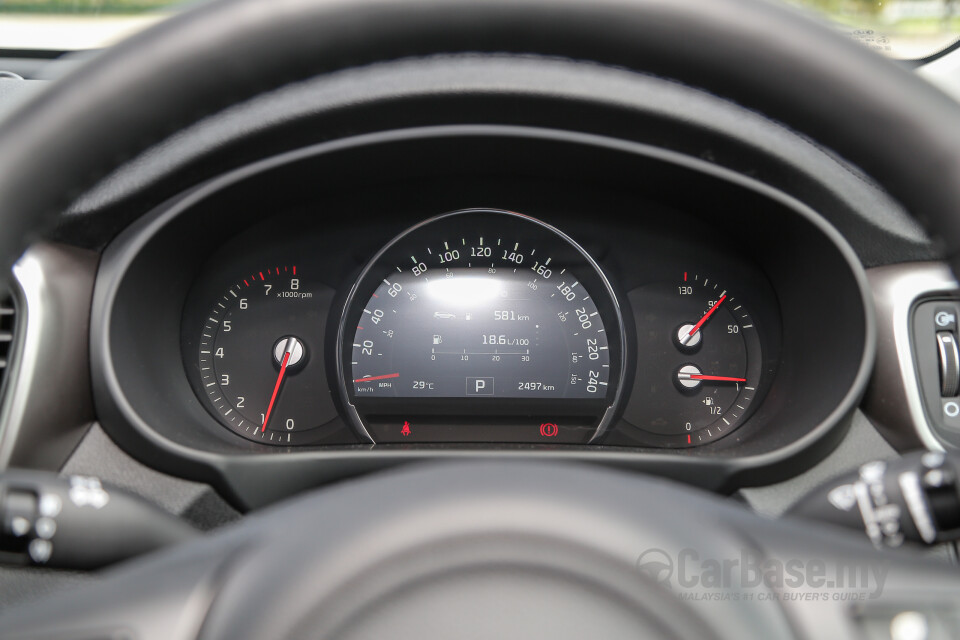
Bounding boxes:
[622,272,763,447]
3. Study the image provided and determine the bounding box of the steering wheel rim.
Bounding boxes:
[1,0,960,275]
[1,0,960,638]
[0,460,958,639]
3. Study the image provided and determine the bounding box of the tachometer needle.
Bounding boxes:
[262,337,297,432]
[680,294,727,345]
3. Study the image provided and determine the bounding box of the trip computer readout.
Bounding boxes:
[350,269,608,399]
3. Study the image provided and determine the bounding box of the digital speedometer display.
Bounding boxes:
[338,209,625,444]
[351,269,609,398]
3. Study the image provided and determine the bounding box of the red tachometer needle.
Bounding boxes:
[685,294,727,339]
[689,374,747,382]
[262,341,295,432]
[354,373,400,383]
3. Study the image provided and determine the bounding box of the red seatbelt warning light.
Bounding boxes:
[540,423,559,437]
[400,421,411,437]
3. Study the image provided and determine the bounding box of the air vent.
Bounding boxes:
[0,291,15,384]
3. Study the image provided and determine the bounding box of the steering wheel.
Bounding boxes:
[2,0,960,638]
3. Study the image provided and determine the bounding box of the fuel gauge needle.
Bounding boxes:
[262,337,297,432]
[676,364,745,389]
[687,374,746,382]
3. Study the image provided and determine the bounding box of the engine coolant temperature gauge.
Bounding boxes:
[622,272,763,447]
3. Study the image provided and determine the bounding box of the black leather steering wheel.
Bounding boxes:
[2,0,960,638]
[2,0,960,274]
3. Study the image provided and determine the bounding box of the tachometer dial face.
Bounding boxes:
[197,266,338,445]
[622,273,763,447]
[338,209,625,444]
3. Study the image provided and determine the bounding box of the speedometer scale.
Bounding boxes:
[339,210,625,444]
[351,268,609,398]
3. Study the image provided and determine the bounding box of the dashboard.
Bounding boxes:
[6,2,960,632]
[88,126,873,508]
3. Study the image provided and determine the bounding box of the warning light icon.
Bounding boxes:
[401,421,411,437]
[539,423,559,437]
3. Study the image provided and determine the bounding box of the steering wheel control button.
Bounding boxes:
[790,450,960,548]
[911,300,960,447]
[0,472,198,570]
[935,307,957,332]
[936,332,960,396]
[942,400,960,428]
[33,517,56,540]
[855,607,960,640]
[37,493,62,518]
[1,490,36,539]
[27,539,51,564]
[9,516,30,538]
[890,611,930,640]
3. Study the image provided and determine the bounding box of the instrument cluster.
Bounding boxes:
[92,130,872,506]
[180,207,780,449]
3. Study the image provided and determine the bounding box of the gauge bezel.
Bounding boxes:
[336,208,629,444]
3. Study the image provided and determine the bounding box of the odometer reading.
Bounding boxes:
[338,209,625,444]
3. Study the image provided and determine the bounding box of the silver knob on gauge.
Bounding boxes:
[273,336,305,368]
[676,364,703,389]
[676,324,702,348]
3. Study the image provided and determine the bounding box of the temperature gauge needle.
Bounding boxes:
[262,337,298,432]
[680,294,727,345]
[687,374,746,382]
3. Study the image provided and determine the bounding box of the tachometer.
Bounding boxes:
[338,209,625,444]
[196,266,338,445]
